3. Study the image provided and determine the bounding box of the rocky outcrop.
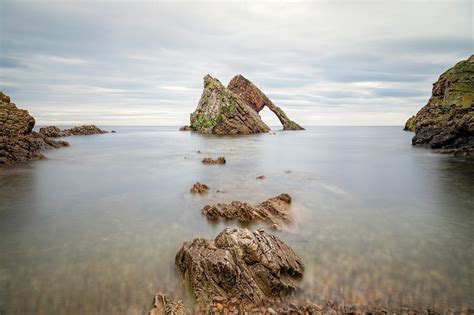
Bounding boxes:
[189,75,270,134]
[149,293,187,315]
[190,182,209,194]
[228,75,304,130]
[39,125,107,137]
[0,92,69,166]
[202,156,226,164]
[405,55,474,158]
[175,228,304,306]
[202,193,293,229]
[178,125,192,131]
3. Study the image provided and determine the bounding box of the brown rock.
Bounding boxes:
[256,175,266,180]
[189,75,270,135]
[202,193,293,229]
[149,293,187,315]
[175,228,304,306]
[179,125,192,131]
[0,92,69,167]
[39,125,107,137]
[190,182,209,194]
[202,156,226,164]
[228,75,304,131]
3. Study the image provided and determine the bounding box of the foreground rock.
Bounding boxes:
[0,92,69,166]
[228,74,304,130]
[202,156,226,164]
[189,75,270,134]
[202,193,292,229]
[148,293,186,315]
[190,182,209,194]
[39,125,107,137]
[405,55,474,159]
[175,228,304,306]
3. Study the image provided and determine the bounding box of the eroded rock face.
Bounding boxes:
[0,92,69,166]
[175,228,304,306]
[149,293,187,315]
[189,75,270,135]
[228,75,304,131]
[39,125,107,137]
[405,55,474,158]
[202,193,292,229]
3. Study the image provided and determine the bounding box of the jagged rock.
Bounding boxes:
[202,156,226,164]
[189,75,270,134]
[202,193,292,229]
[0,92,68,166]
[175,228,304,306]
[190,182,209,194]
[149,293,187,315]
[39,125,107,137]
[228,75,304,130]
[0,92,35,136]
[179,125,192,131]
[405,55,474,159]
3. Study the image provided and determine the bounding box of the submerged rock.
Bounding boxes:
[175,228,304,306]
[228,75,304,130]
[0,91,68,166]
[202,193,292,229]
[405,55,474,158]
[39,125,107,137]
[202,156,226,164]
[149,293,187,315]
[190,182,209,194]
[189,75,270,134]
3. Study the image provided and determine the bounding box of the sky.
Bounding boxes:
[0,0,473,126]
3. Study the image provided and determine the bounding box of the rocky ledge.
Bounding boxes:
[175,228,304,307]
[202,193,293,229]
[404,55,474,159]
[0,91,69,167]
[39,125,107,137]
[185,74,303,134]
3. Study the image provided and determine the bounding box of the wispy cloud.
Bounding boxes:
[0,0,471,126]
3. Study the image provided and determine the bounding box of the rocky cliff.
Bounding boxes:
[189,75,270,134]
[0,91,69,166]
[228,75,304,130]
[405,55,474,158]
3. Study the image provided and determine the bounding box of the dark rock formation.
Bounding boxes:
[0,92,69,167]
[228,75,304,130]
[189,75,270,134]
[39,125,107,137]
[175,228,304,306]
[405,55,474,158]
[202,156,226,164]
[190,182,209,194]
[256,175,266,180]
[202,193,292,229]
[178,125,192,131]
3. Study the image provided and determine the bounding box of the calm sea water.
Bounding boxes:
[0,126,473,314]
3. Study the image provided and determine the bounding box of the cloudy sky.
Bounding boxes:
[1,0,472,126]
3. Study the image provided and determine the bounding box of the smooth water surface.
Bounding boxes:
[0,126,473,314]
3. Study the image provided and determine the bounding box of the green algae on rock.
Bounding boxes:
[190,75,270,134]
[405,55,474,158]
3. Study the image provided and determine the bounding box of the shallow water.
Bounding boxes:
[0,126,473,314]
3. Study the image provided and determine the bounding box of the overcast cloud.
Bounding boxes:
[0,0,472,126]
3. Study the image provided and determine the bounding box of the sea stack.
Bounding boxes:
[405,55,474,158]
[185,74,304,134]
